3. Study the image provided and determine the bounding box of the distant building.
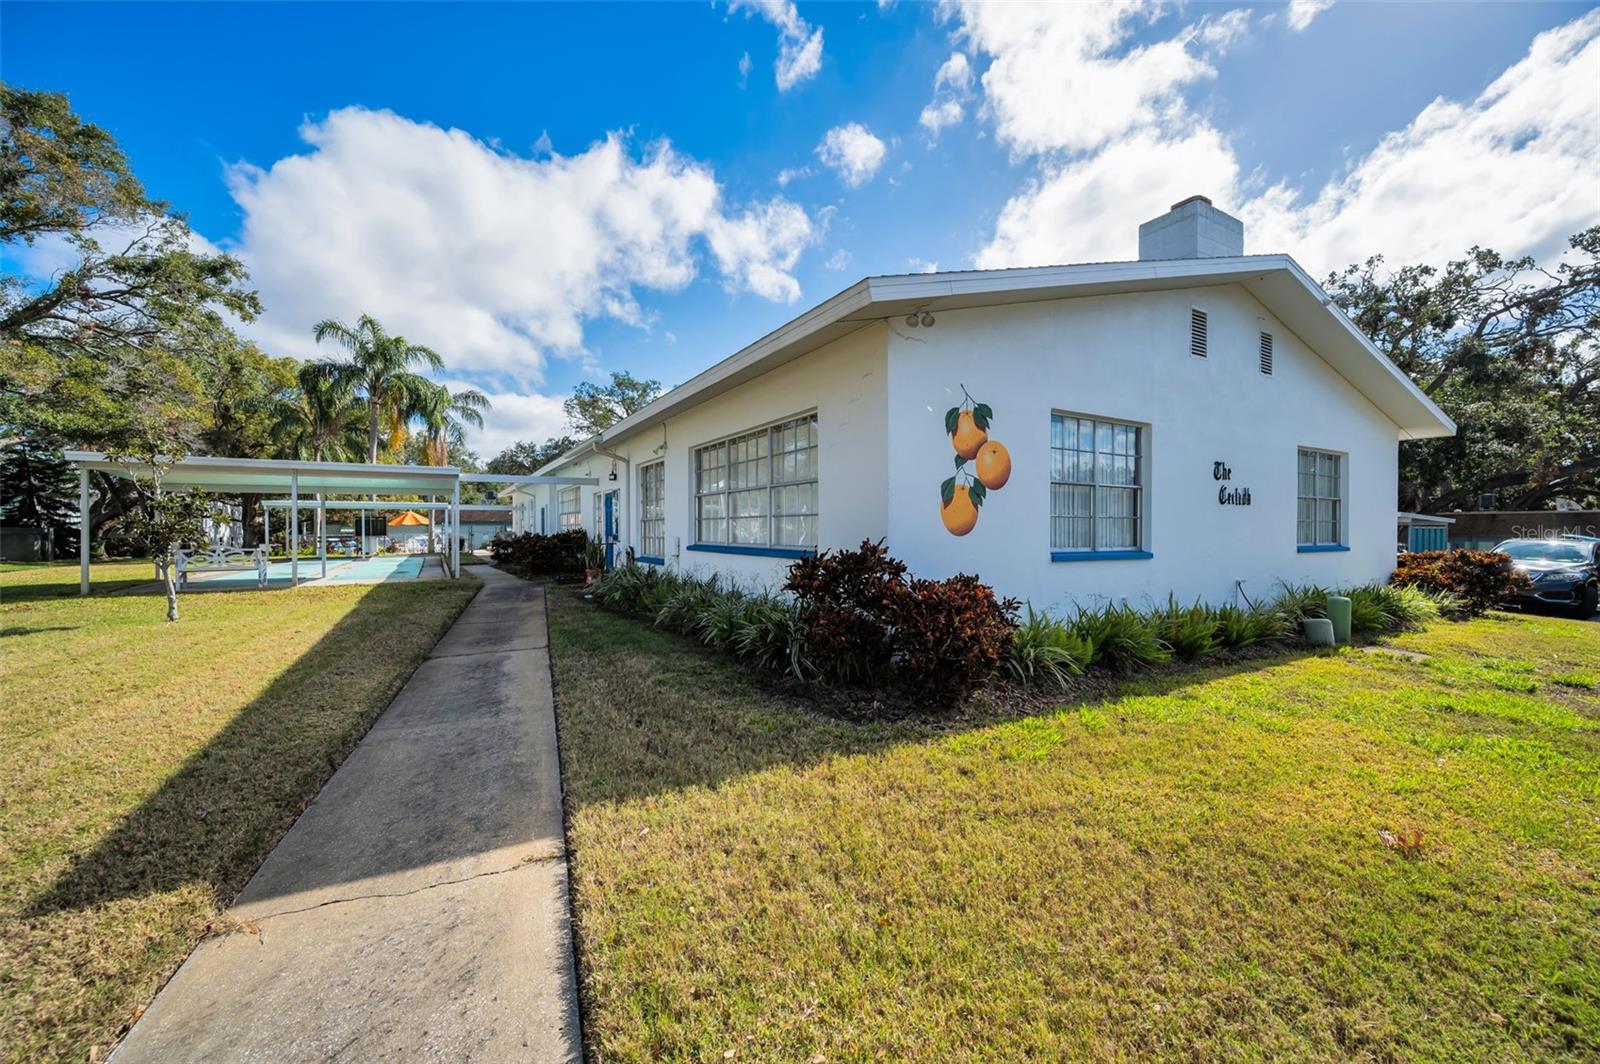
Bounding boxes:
[458,507,512,549]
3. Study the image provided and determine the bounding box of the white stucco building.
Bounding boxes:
[506,198,1456,612]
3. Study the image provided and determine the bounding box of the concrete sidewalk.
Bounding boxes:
[111,566,581,1063]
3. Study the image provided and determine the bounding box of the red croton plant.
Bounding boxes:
[785,539,1018,704]
[1390,549,1531,616]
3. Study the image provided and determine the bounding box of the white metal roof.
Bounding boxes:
[66,451,596,494]
[535,254,1455,476]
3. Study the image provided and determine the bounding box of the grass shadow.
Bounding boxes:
[545,586,1331,811]
[1,625,82,637]
[26,580,476,917]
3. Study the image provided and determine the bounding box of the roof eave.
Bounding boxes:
[528,254,1455,461]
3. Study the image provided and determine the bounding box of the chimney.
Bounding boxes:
[1137,195,1244,260]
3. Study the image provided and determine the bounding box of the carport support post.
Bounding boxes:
[451,480,460,578]
[319,494,327,580]
[290,473,299,587]
[263,504,270,553]
[79,467,90,596]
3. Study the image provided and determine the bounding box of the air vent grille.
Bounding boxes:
[1189,308,1208,358]
[1259,331,1274,375]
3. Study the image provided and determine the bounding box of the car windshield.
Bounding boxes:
[1497,540,1590,563]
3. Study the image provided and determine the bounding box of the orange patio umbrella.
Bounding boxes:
[388,510,430,527]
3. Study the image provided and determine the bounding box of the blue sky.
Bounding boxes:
[5,1,1597,456]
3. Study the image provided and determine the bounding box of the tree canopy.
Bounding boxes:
[1328,226,1599,511]
[564,370,661,438]
[486,435,580,476]
[0,85,262,454]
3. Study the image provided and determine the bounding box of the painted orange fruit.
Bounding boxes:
[951,409,987,459]
[940,483,979,536]
[975,440,1011,490]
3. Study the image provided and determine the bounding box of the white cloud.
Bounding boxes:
[978,127,1239,267]
[442,382,569,457]
[1287,0,1334,32]
[738,51,752,86]
[919,51,975,138]
[907,257,940,274]
[816,122,888,187]
[775,164,812,187]
[933,51,974,93]
[1243,9,1600,272]
[731,0,824,91]
[919,99,965,136]
[704,197,813,302]
[222,107,814,381]
[972,8,1600,278]
[1193,9,1252,51]
[825,248,853,271]
[952,1,1221,156]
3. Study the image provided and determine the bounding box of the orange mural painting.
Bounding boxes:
[940,384,1010,536]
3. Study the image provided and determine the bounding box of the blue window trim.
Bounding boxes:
[636,555,665,566]
[687,543,816,560]
[1297,544,1351,553]
[1050,550,1153,563]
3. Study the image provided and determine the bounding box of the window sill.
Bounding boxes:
[687,543,816,560]
[1050,550,1153,563]
[636,555,665,566]
[1297,544,1350,553]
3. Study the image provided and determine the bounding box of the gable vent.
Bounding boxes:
[1189,308,1208,358]
[1259,331,1274,375]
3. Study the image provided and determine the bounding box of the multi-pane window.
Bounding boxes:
[639,463,665,559]
[1297,449,1343,546]
[694,413,818,549]
[557,486,582,532]
[1051,414,1142,551]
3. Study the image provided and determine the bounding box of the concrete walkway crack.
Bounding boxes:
[240,852,565,925]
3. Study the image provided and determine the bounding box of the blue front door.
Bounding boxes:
[603,491,617,567]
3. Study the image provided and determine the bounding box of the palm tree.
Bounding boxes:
[408,380,490,552]
[272,364,368,552]
[411,381,491,467]
[309,314,444,463]
[272,364,368,464]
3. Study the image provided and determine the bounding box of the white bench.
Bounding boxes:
[175,546,269,588]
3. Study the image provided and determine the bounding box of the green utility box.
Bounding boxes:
[1325,595,1352,645]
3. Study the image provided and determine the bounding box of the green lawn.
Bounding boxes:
[548,591,1600,1062]
[0,561,479,1064]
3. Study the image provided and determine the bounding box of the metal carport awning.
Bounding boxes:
[65,451,596,595]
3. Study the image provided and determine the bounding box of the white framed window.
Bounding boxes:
[1297,448,1343,546]
[694,413,818,549]
[639,462,665,559]
[1051,413,1143,552]
[557,486,582,532]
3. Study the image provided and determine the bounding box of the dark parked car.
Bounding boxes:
[1493,538,1600,618]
